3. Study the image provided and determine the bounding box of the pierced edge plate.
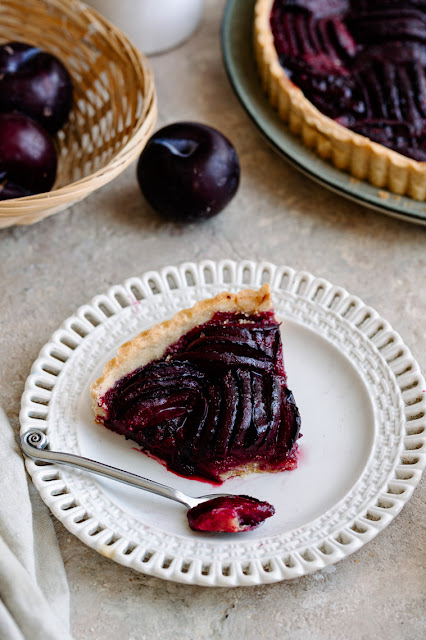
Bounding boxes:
[221,0,426,225]
[20,260,426,587]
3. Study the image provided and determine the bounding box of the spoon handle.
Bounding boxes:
[20,429,194,508]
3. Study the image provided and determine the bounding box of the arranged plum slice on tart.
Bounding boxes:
[91,284,301,484]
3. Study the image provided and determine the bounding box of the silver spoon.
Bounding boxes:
[20,429,275,532]
[20,429,234,509]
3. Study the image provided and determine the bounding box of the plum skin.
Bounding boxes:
[137,122,240,222]
[0,41,73,134]
[0,113,57,200]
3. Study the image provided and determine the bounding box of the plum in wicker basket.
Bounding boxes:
[0,0,157,228]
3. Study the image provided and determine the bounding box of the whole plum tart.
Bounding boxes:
[91,285,301,483]
[254,0,426,199]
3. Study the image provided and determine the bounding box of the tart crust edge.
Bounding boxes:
[91,283,273,418]
[254,0,426,200]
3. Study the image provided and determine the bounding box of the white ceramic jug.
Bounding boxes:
[86,0,204,55]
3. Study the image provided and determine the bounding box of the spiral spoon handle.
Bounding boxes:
[20,429,199,508]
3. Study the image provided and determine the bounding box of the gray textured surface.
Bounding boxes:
[1,1,425,638]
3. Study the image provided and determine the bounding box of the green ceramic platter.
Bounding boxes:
[221,0,426,225]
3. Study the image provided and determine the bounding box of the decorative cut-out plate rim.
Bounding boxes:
[20,260,426,587]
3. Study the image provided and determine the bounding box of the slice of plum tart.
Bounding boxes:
[91,284,301,483]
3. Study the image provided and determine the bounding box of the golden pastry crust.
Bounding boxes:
[91,284,273,419]
[254,0,426,200]
[219,458,295,481]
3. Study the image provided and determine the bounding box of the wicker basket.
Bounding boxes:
[0,0,157,228]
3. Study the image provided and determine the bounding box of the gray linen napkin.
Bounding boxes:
[0,407,73,640]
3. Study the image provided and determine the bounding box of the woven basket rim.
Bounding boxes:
[0,0,157,221]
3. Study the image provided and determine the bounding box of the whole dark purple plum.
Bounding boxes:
[0,41,73,134]
[137,122,240,222]
[0,113,57,199]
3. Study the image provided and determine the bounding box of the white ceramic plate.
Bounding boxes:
[20,260,426,586]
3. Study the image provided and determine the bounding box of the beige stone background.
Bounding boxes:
[1,1,425,638]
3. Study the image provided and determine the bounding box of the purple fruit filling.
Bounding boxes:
[270,0,426,161]
[101,311,301,483]
[187,495,275,532]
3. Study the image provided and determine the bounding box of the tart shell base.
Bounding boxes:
[254,0,426,200]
